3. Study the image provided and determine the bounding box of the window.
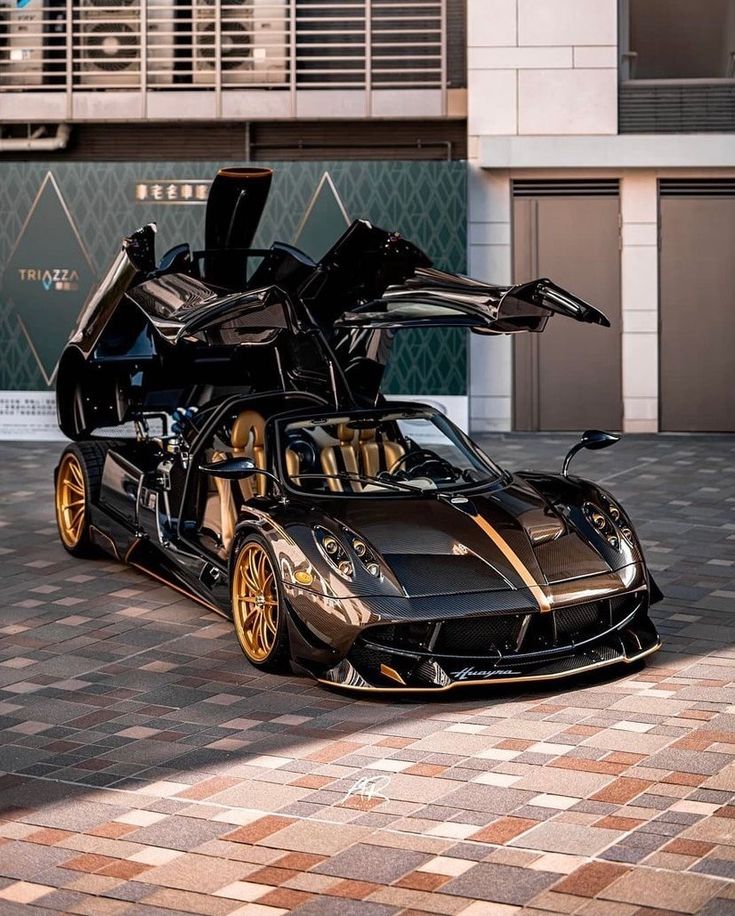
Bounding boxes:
[279,409,502,496]
[624,0,735,80]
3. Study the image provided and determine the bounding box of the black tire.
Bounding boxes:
[231,533,290,672]
[54,440,108,558]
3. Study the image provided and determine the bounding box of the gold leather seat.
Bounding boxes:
[214,409,267,549]
[358,427,406,478]
[231,410,267,497]
[284,446,300,483]
[320,423,362,492]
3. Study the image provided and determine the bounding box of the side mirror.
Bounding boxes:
[199,458,257,480]
[562,429,619,477]
[199,458,286,501]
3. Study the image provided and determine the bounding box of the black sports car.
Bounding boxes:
[54,167,662,692]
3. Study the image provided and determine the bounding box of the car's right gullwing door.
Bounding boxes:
[304,220,609,403]
[333,266,610,335]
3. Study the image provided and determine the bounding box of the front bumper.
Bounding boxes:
[316,588,660,692]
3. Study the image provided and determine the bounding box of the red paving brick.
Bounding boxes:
[554,862,631,897]
[592,777,653,804]
[224,816,295,844]
[258,887,313,908]
[470,816,538,844]
[396,871,451,891]
[26,828,74,846]
[326,879,383,899]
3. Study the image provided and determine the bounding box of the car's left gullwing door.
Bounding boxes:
[126,274,291,346]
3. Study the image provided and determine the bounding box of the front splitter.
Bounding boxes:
[316,638,661,694]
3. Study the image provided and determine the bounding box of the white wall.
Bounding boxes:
[467,166,513,432]
[467,0,620,432]
[620,173,659,433]
[467,0,618,141]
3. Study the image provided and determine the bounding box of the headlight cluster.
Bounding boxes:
[314,527,381,581]
[583,499,633,550]
[604,500,634,541]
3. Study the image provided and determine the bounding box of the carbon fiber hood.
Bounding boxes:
[321,474,631,598]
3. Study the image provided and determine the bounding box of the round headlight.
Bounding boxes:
[366,562,380,577]
[591,511,606,530]
[608,505,621,522]
[323,537,339,555]
[353,539,367,557]
[607,535,619,549]
[338,560,353,577]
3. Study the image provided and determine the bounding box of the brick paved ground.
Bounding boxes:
[0,434,733,916]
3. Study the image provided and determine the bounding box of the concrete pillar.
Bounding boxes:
[467,164,514,432]
[620,171,659,432]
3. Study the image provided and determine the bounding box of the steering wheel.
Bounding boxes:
[387,448,460,482]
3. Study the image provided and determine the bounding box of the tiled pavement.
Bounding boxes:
[0,434,734,916]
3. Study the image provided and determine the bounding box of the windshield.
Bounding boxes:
[279,409,503,496]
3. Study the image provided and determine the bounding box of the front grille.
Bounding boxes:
[610,593,635,618]
[555,602,599,636]
[349,640,389,682]
[434,614,524,654]
[359,591,643,662]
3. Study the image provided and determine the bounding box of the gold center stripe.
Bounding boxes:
[470,513,551,613]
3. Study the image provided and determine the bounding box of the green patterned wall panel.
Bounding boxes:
[0,160,467,395]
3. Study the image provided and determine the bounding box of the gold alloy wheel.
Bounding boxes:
[232,542,279,663]
[55,453,86,549]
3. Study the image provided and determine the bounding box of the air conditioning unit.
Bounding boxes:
[0,0,44,87]
[146,0,176,86]
[193,0,287,86]
[77,0,140,87]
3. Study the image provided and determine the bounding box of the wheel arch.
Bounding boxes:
[229,519,283,581]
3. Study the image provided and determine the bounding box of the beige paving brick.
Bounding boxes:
[0,881,54,904]
[601,867,722,913]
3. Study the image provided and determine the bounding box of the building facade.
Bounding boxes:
[0,1,470,437]
[2,1,734,435]
[467,0,735,434]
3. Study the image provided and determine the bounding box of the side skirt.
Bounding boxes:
[128,557,231,621]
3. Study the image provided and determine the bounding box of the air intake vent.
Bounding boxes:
[513,179,619,198]
[659,179,735,198]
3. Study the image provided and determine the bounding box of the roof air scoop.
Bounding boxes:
[204,167,273,290]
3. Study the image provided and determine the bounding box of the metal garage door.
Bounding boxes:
[512,180,622,431]
[660,179,735,432]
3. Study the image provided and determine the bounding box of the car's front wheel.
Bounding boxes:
[231,535,290,671]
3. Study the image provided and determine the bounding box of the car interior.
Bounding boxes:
[195,405,287,554]
[192,405,416,555]
[318,423,407,493]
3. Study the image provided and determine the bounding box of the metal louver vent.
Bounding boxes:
[513,179,619,198]
[619,83,735,134]
[659,179,735,198]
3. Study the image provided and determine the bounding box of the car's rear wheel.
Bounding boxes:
[55,442,106,558]
[231,536,290,671]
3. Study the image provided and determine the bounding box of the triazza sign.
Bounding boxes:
[2,172,95,386]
